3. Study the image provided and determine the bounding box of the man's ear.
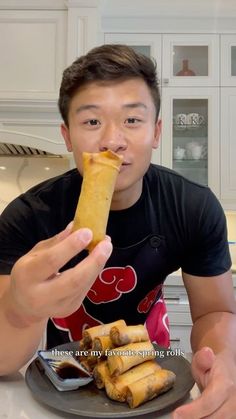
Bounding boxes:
[61,123,72,152]
[153,119,162,149]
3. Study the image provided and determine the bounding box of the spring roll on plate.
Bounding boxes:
[82,319,126,348]
[105,360,161,402]
[93,361,110,389]
[73,150,123,252]
[107,341,155,376]
[126,369,176,408]
[110,324,149,346]
[92,335,114,353]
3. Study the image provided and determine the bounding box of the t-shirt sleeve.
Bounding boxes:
[181,189,231,276]
[0,197,37,274]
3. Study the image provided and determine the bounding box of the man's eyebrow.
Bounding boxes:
[75,102,148,113]
[123,102,148,110]
[75,104,99,114]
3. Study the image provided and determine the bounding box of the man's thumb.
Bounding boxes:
[191,347,215,388]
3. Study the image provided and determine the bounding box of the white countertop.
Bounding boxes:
[0,357,200,419]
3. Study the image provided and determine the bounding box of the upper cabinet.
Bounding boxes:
[221,35,236,86]
[162,34,219,87]
[104,33,162,81]
[161,87,219,197]
[104,33,162,165]
[0,10,67,101]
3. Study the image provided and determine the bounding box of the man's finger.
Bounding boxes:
[16,228,93,282]
[35,237,113,303]
[173,373,228,419]
[191,347,215,388]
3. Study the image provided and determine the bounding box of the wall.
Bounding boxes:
[0,156,70,213]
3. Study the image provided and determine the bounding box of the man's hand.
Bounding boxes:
[5,225,112,326]
[173,346,236,419]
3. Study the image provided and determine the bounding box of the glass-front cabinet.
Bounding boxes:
[172,98,208,186]
[104,33,162,165]
[162,34,219,87]
[221,35,236,86]
[161,87,220,197]
[104,33,220,198]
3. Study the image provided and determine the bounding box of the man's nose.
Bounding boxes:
[99,123,127,153]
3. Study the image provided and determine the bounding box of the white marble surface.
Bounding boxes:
[0,355,200,419]
[0,156,70,214]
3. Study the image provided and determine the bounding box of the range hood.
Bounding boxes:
[0,142,56,157]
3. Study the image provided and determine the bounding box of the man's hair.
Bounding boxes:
[58,44,160,126]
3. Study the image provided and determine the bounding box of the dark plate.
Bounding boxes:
[25,342,195,418]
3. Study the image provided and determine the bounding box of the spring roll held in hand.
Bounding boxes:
[73,150,123,252]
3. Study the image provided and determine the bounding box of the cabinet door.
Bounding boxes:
[162,34,219,87]
[104,33,162,164]
[221,35,236,86]
[0,10,66,100]
[161,87,219,197]
[220,88,236,208]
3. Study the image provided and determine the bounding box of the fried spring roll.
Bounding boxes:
[92,335,114,353]
[126,369,176,408]
[93,361,110,389]
[105,360,161,402]
[107,341,155,376]
[110,324,149,346]
[79,352,98,373]
[82,319,126,348]
[73,150,123,252]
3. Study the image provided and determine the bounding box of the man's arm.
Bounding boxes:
[182,270,236,355]
[172,270,236,418]
[0,227,112,376]
[0,275,47,375]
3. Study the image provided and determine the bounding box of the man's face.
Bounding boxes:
[61,78,161,209]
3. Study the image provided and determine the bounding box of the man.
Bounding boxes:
[0,44,236,418]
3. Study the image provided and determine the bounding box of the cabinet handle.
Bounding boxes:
[165,297,180,304]
[163,78,169,84]
[170,338,181,343]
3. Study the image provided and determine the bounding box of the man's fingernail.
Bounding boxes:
[76,228,92,244]
[65,221,74,231]
[99,240,113,258]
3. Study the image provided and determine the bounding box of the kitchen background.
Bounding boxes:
[1,0,236,351]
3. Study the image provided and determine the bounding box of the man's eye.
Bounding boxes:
[126,118,140,124]
[85,119,100,126]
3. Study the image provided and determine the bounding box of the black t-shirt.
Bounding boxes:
[0,164,231,347]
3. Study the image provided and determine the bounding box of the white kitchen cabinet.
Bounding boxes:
[161,87,220,197]
[162,34,219,87]
[104,33,162,76]
[220,88,236,208]
[0,10,67,101]
[163,275,192,353]
[164,273,236,353]
[221,35,236,87]
[104,33,162,165]
[104,33,221,197]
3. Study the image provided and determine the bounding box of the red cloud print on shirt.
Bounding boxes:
[87,266,137,303]
[138,284,170,348]
[52,304,102,341]
[52,266,137,341]
[137,283,163,313]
